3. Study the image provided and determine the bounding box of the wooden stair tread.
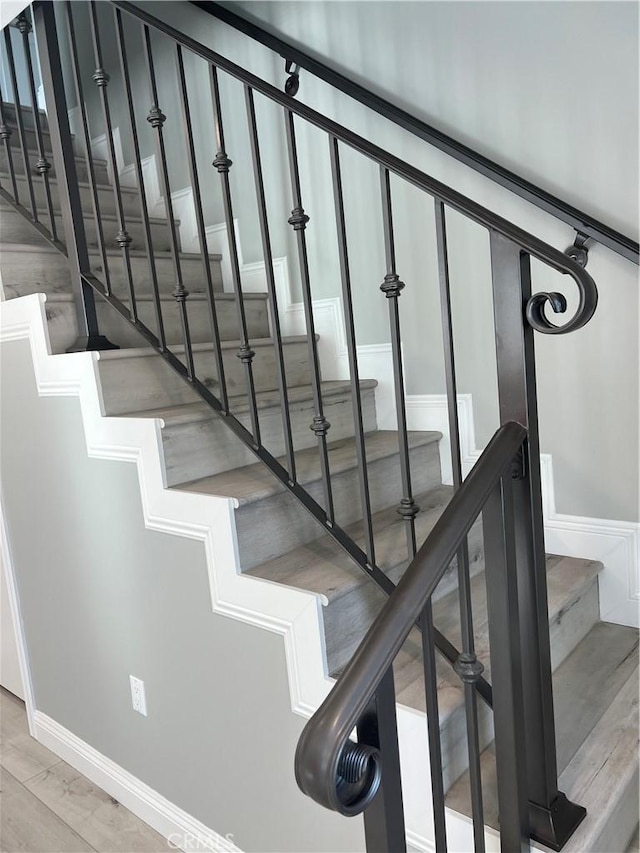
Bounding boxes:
[96,334,314,361]
[445,622,638,851]
[177,429,442,504]
[0,169,140,195]
[247,484,454,600]
[115,379,379,424]
[0,242,223,262]
[0,201,178,227]
[392,555,603,714]
[45,291,268,305]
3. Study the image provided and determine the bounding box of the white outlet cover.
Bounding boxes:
[129,675,147,716]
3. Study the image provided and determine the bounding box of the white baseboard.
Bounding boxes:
[32,710,241,853]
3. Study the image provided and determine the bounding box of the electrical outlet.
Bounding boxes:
[129,675,147,716]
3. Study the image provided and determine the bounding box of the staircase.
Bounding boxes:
[1,80,638,853]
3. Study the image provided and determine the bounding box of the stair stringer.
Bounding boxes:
[0,292,498,853]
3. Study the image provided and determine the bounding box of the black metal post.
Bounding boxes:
[32,1,116,352]
[330,136,376,566]
[358,666,407,853]
[482,473,530,853]
[379,167,419,559]
[434,199,486,853]
[17,11,57,240]
[421,601,448,853]
[64,0,113,299]
[245,85,294,466]
[0,86,19,202]
[284,109,333,516]
[3,25,37,219]
[489,232,585,849]
[209,65,260,443]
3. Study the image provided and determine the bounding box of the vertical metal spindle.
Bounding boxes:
[482,473,530,853]
[283,110,334,519]
[489,233,585,849]
[329,136,376,565]
[421,602,448,853]
[434,200,486,853]
[0,85,19,202]
[209,66,260,443]
[245,85,295,471]
[142,26,195,378]
[16,11,56,239]
[113,7,165,348]
[379,167,419,557]
[32,1,116,352]
[64,1,112,298]
[175,46,227,406]
[3,26,37,219]
[87,1,137,318]
[358,667,407,853]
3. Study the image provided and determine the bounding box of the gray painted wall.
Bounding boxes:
[0,338,366,853]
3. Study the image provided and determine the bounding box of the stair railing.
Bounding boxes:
[0,3,600,850]
[295,421,587,853]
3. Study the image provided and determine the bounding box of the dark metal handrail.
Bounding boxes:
[295,421,527,816]
[190,0,639,267]
[113,0,598,338]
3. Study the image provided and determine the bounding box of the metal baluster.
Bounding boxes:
[113,7,165,347]
[283,109,334,519]
[0,85,19,202]
[32,1,116,352]
[358,667,407,853]
[88,1,137,318]
[64,1,112,298]
[245,85,294,470]
[16,12,56,240]
[489,233,586,849]
[379,167,419,557]
[435,200,486,853]
[482,473,530,853]
[209,66,260,443]
[175,46,227,406]
[3,26,37,219]
[329,136,376,565]
[142,25,195,379]
[421,601,448,853]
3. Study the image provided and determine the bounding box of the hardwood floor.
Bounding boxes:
[0,688,178,852]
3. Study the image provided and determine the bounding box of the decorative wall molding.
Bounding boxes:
[33,710,241,853]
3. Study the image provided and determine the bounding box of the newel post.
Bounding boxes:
[32,1,116,352]
[489,231,586,850]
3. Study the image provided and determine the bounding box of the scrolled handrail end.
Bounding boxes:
[526,256,598,335]
[295,721,381,817]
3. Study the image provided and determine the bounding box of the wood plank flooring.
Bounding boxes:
[0,688,177,852]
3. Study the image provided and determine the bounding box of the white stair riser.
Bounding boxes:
[1,204,179,253]
[0,147,109,185]
[161,388,378,486]
[235,440,442,570]
[97,339,313,415]
[4,171,144,219]
[0,247,223,299]
[45,296,270,353]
